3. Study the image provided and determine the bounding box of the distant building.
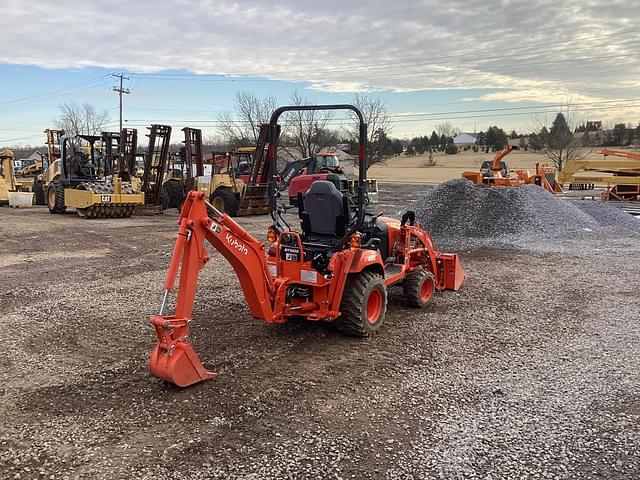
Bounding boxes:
[586,120,603,132]
[453,133,477,145]
[575,120,603,133]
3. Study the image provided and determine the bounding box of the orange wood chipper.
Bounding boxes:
[148,104,465,387]
[462,146,562,193]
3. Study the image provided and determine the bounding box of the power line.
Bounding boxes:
[0,75,111,109]
[119,96,640,125]
[112,72,131,132]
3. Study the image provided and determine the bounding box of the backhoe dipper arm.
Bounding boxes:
[149,190,276,387]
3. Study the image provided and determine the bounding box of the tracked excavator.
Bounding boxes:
[148,104,465,387]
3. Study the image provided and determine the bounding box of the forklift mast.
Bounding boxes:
[44,129,65,171]
[119,128,138,180]
[182,127,205,180]
[101,132,121,177]
[180,127,205,194]
[237,123,280,215]
[141,124,172,206]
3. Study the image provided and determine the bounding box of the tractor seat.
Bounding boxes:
[299,180,350,239]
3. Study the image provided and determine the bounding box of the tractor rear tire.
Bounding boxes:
[47,181,66,214]
[337,271,387,337]
[163,180,184,209]
[403,269,435,308]
[210,188,239,217]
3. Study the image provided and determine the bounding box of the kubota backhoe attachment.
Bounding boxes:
[149,191,278,386]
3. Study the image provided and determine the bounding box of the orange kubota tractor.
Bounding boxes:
[148,104,466,387]
[462,146,562,193]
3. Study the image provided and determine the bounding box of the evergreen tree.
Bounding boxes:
[429,131,439,149]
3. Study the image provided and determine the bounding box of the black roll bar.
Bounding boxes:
[267,104,368,245]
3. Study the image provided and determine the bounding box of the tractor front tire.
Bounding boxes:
[159,189,170,211]
[210,188,239,217]
[337,271,387,337]
[403,269,435,308]
[47,181,66,214]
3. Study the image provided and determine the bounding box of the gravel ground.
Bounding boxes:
[409,179,640,252]
[1,184,639,479]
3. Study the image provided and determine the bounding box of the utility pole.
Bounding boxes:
[112,73,130,131]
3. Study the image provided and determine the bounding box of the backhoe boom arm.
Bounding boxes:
[149,191,276,386]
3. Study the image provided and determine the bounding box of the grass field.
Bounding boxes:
[369,149,604,183]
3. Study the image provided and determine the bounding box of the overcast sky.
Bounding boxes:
[1,0,640,145]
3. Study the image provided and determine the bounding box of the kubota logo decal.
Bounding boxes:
[226,233,248,255]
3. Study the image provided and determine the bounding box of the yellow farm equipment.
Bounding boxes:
[46,133,144,218]
[559,149,640,201]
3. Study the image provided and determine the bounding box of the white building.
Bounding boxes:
[453,133,477,146]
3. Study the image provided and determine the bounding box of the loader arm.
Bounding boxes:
[149,190,276,387]
[279,158,309,189]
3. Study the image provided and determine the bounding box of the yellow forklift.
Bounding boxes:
[205,124,276,216]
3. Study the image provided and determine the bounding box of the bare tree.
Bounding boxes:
[55,102,110,138]
[350,94,392,169]
[217,91,277,147]
[435,122,461,139]
[282,91,333,158]
[529,103,589,170]
[533,106,587,171]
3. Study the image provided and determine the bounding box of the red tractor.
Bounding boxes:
[148,104,465,387]
[282,152,348,206]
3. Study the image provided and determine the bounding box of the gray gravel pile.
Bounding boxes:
[573,200,640,232]
[409,179,639,249]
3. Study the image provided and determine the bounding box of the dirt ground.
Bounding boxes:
[369,149,605,183]
[1,184,639,479]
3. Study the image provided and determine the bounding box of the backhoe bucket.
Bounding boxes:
[440,253,465,291]
[148,315,216,387]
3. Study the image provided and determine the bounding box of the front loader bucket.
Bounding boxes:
[148,315,216,387]
[440,254,465,291]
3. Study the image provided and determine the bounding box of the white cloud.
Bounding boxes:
[2,0,640,131]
